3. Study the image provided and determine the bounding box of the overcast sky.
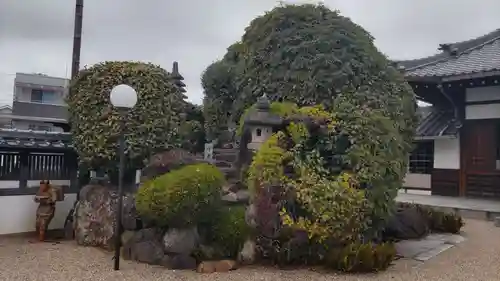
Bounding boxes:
[1,0,500,106]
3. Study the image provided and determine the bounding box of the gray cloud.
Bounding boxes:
[1,0,500,105]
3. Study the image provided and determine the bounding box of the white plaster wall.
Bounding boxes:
[403,173,431,189]
[434,137,460,169]
[466,85,500,102]
[0,180,74,235]
[465,103,500,120]
[0,193,76,235]
[465,86,500,120]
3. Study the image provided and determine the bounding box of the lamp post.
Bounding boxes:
[109,84,138,271]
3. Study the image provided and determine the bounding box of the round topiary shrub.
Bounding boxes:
[135,163,225,228]
[67,61,186,171]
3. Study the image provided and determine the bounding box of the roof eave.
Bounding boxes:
[441,70,500,82]
[405,69,500,83]
[414,134,457,141]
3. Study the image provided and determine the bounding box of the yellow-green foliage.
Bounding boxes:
[209,205,252,258]
[325,242,396,272]
[135,163,224,227]
[246,131,289,196]
[287,105,336,144]
[281,170,369,244]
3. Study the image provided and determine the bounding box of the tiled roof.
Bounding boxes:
[397,29,500,79]
[415,107,458,139]
[0,128,73,150]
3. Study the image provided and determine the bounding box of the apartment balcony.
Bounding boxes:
[12,101,68,121]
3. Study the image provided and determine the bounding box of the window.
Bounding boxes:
[31,89,56,103]
[409,141,434,174]
[256,128,262,137]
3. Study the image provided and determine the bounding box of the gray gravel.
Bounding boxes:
[1,219,500,281]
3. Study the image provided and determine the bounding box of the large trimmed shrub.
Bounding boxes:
[67,61,186,171]
[202,4,416,142]
[204,4,417,236]
[135,163,225,228]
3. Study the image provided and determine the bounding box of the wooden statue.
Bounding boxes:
[34,180,58,242]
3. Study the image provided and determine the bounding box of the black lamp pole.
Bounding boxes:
[109,84,137,271]
[113,118,126,270]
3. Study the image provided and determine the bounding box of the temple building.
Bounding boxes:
[399,28,500,199]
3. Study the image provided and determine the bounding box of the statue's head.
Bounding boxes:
[39,180,51,192]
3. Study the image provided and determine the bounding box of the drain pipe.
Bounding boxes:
[437,83,462,129]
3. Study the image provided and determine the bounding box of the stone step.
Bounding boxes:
[215,154,238,163]
[214,148,239,154]
[214,160,232,169]
[221,189,250,205]
[218,167,239,179]
[411,205,500,221]
[494,217,500,227]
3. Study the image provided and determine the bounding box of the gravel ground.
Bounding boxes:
[1,219,499,281]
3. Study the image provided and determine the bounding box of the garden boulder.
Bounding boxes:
[384,207,429,240]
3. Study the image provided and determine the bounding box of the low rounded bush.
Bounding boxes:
[396,202,464,234]
[135,163,225,228]
[429,211,464,234]
[207,205,252,258]
[325,242,397,272]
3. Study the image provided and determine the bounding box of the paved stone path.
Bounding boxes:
[396,233,465,261]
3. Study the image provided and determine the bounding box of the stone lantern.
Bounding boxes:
[244,94,282,150]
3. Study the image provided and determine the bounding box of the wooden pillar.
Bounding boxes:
[19,151,29,189]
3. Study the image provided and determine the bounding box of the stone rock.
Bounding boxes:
[196,261,216,274]
[73,183,140,249]
[159,255,173,268]
[163,227,199,255]
[167,254,197,270]
[121,195,141,231]
[215,259,237,272]
[237,239,256,265]
[132,240,165,265]
[197,260,238,273]
[122,228,163,263]
[121,230,135,245]
[245,204,258,229]
[384,207,429,240]
[197,244,218,260]
[221,192,238,203]
[235,190,250,203]
[73,184,118,250]
[222,182,240,194]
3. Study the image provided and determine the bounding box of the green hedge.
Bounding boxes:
[135,163,224,228]
[204,205,252,259]
[325,242,396,273]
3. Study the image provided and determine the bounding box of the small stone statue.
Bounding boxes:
[34,180,57,242]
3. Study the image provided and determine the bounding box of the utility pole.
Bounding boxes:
[71,0,84,79]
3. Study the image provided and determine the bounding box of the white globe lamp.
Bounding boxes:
[110,84,137,108]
